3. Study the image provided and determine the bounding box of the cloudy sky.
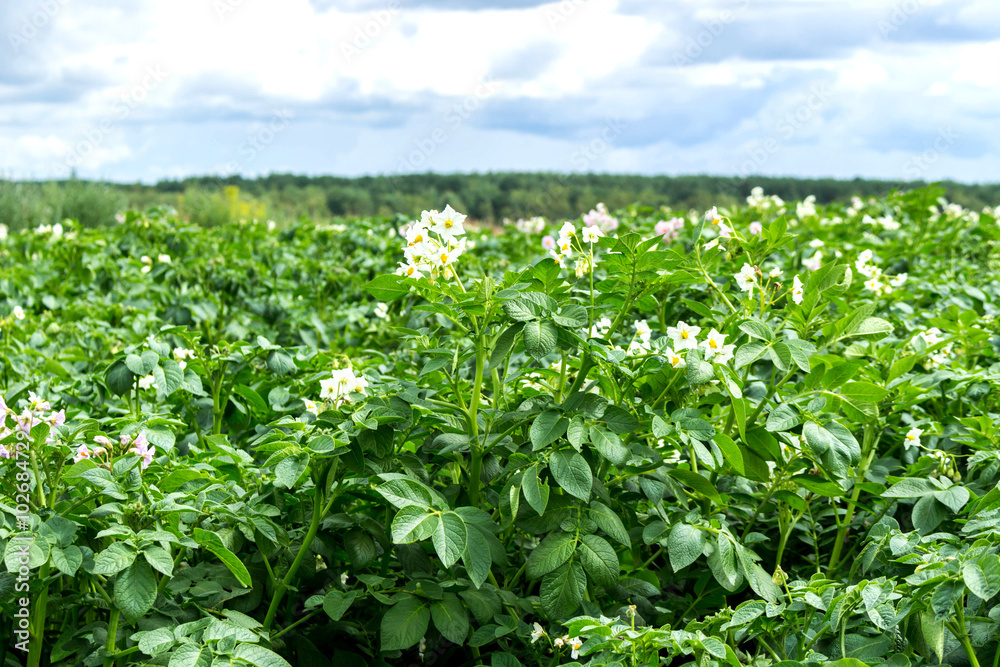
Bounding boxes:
[1,0,998,183]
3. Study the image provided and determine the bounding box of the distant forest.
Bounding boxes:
[2,172,998,230]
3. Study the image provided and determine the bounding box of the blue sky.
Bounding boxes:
[1,0,998,183]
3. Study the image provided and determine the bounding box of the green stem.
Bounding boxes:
[828,423,878,571]
[262,488,325,631]
[954,600,982,667]
[26,562,50,667]
[468,342,487,508]
[103,608,120,667]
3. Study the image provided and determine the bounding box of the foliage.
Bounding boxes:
[0,188,999,666]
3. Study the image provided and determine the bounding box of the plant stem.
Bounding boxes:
[26,562,50,667]
[954,600,982,667]
[467,341,487,508]
[262,487,325,631]
[103,608,120,667]
[828,422,878,571]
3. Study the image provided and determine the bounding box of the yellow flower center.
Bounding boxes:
[444,220,453,228]
[441,253,449,263]
[414,234,423,243]
[710,339,718,349]
[680,331,689,339]
[406,267,415,276]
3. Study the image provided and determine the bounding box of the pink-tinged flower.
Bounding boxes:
[46,410,66,427]
[0,395,7,414]
[541,235,556,250]
[94,435,112,447]
[28,392,50,412]
[74,444,91,463]
[0,444,11,459]
[130,432,155,470]
[17,409,38,435]
[120,434,132,447]
[749,221,763,235]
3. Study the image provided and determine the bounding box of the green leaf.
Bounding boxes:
[523,320,558,361]
[841,381,888,404]
[365,274,411,302]
[667,469,722,503]
[713,433,745,475]
[490,323,523,371]
[265,349,297,376]
[920,610,946,662]
[882,477,941,498]
[578,534,619,587]
[462,525,492,589]
[115,559,157,622]
[374,476,441,510]
[845,316,894,341]
[549,450,592,501]
[589,502,630,547]
[530,410,568,450]
[934,485,970,513]
[540,560,586,619]
[432,512,467,568]
[105,359,136,396]
[142,545,174,576]
[431,593,470,645]
[521,465,549,516]
[931,580,963,619]
[322,590,358,621]
[739,319,773,341]
[391,506,438,543]
[590,426,628,466]
[668,523,705,572]
[602,405,639,434]
[92,542,137,576]
[735,342,768,370]
[168,644,213,667]
[552,304,588,328]
[193,528,252,588]
[765,404,800,432]
[231,643,293,667]
[685,348,714,385]
[381,597,431,651]
[50,545,83,576]
[526,532,577,579]
[275,451,310,489]
[963,555,1000,600]
[912,495,948,535]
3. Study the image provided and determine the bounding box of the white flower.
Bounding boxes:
[0,224,7,241]
[734,263,757,293]
[548,251,567,269]
[138,374,155,390]
[574,256,592,278]
[541,235,556,250]
[717,221,734,240]
[705,207,721,225]
[808,238,824,249]
[864,276,883,292]
[904,427,922,451]
[554,636,566,648]
[665,347,686,369]
[792,275,804,305]
[634,320,652,342]
[560,221,577,237]
[530,622,546,643]
[803,250,823,272]
[590,316,612,339]
[568,637,583,660]
[303,399,320,415]
[73,444,91,463]
[0,444,11,459]
[396,261,424,280]
[374,303,389,319]
[710,344,736,365]
[158,254,171,264]
[890,273,908,287]
[556,235,574,257]
[429,205,466,239]
[769,267,783,279]
[749,221,763,235]
[581,225,603,243]
[340,572,349,586]
[627,339,651,356]
[702,329,734,364]
[667,321,701,350]
[12,305,25,321]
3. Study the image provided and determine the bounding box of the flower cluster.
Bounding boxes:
[529,624,583,659]
[544,222,602,277]
[505,216,546,234]
[74,431,155,471]
[915,327,952,368]
[582,203,618,233]
[856,249,906,296]
[395,205,468,281]
[35,222,65,239]
[861,213,900,231]
[654,217,685,242]
[174,347,196,370]
[306,366,370,413]
[626,320,652,356]
[662,321,733,367]
[796,195,817,219]
[0,392,65,458]
[745,186,786,212]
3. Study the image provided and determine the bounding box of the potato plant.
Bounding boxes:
[1,188,999,667]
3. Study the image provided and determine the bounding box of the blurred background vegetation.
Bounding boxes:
[2,172,998,230]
